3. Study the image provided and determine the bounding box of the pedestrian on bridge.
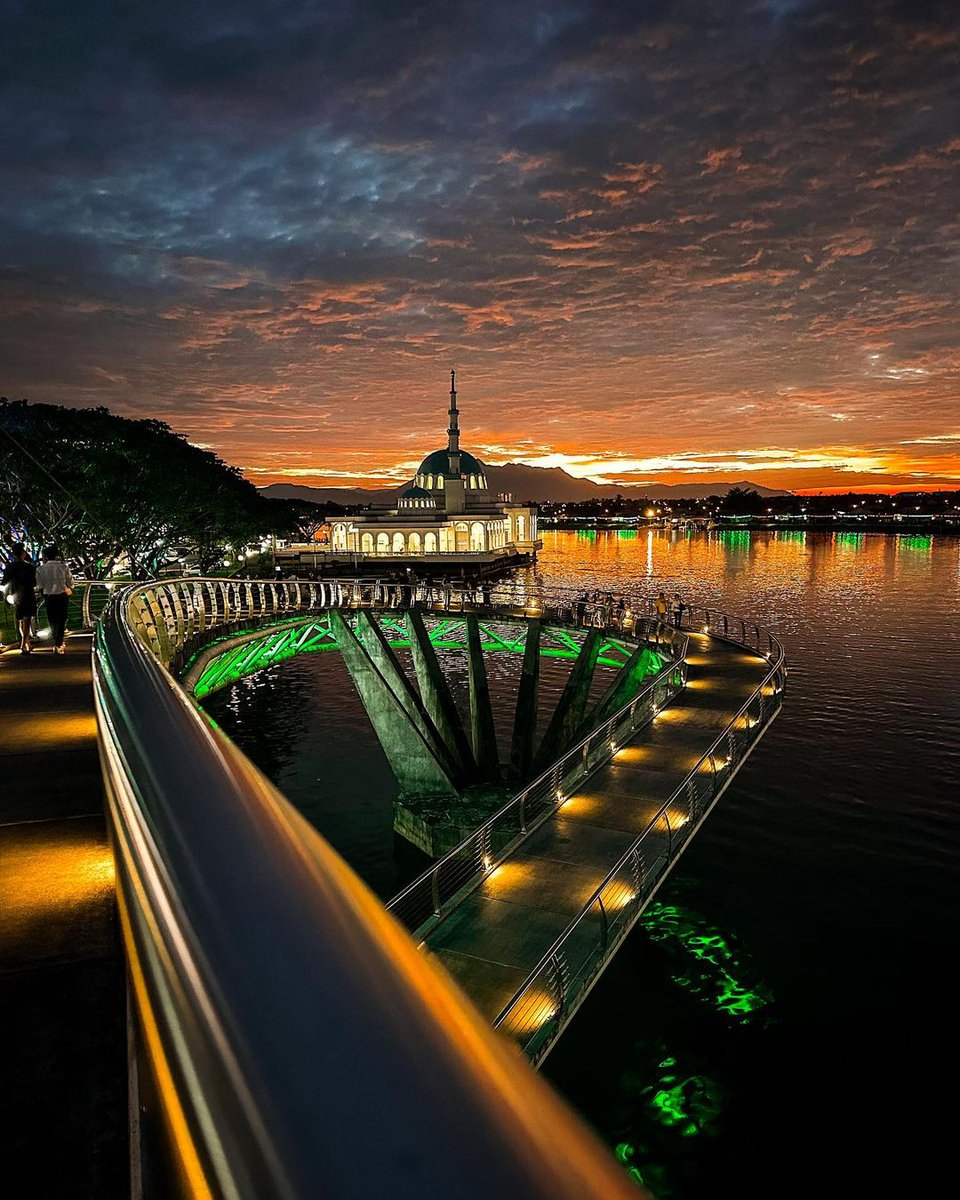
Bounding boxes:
[36,546,74,655]
[2,544,37,654]
[654,591,669,642]
[672,593,686,629]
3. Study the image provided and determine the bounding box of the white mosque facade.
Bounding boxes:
[277,374,540,573]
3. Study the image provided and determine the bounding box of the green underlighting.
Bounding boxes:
[188,615,646,699]
[640,901,772,1023]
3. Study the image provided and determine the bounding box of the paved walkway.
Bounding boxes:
[0,636,127,1197]
[424,633,770,1022]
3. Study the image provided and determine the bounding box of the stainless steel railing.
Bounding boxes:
[386,645,687,936]
[494,627,786,1063]
[93,579,643,1200]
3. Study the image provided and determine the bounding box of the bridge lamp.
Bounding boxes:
[482,854,492,871]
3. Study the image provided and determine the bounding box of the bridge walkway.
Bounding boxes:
[0,636,127,1197]
[423,632,770,1023]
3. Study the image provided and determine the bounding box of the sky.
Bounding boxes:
[2,0,959,494]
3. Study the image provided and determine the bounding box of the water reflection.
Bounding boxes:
[210,530,959,1199]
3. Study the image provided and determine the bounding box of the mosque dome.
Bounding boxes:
[398,485,438,509]
[415,448,488,491]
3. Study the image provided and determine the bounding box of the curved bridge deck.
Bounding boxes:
[2,578,782,1197]
[420,631,774,1053]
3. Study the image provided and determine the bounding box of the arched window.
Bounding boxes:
[408,531,422,554]
[468,474,476,489]
[426,474,434,489]
[392,532,405,554]
[437,475,444,489]
[376,532,389,554]
[470,522,486,552]
[360,532,374,553]
[424,532,438,554]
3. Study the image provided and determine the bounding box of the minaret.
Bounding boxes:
[447,369,461,477]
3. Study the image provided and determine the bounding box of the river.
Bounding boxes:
[205,529,959,1199]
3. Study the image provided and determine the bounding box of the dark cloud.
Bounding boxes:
[1,0,959,489]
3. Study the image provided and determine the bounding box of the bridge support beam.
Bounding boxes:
[510,620,541,783]
[330,611,458,799]
[405,611,476,777]
[586,643,664,731]
[466,615,501,782]
[532,628,601,775]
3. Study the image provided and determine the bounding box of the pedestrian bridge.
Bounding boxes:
[3,577,783,1198]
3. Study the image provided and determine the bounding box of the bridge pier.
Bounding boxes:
[587,642,664,731]
[405,610,476,778]
[510,619,541,783]
[330,611,458,799]
[532,628,601,775]
[466,614,501,783]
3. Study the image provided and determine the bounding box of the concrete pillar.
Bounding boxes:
[532,628,601,775]
[465,614,500,782]
[330,611,458,798]
[405,610,476,776]
[587,644,664,730]
[352,611,465,784]
[510,619,541,783]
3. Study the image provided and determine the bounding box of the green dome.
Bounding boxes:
[416,449,488,489]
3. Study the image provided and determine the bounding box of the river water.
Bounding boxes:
[206,529,959,1198]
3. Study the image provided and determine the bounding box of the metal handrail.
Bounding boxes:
[92,578,646,1200]
[493,629,786,1062]
[386,641,687,936]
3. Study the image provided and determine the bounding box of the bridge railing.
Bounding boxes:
[1,579,121,646]
[94,579,640,1200]
[386,645,687,936]
[493,627,787,1063]
[112,576,678,667]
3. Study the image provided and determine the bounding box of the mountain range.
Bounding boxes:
[260,462,792,505]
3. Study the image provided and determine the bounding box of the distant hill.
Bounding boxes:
[260,463,791,505]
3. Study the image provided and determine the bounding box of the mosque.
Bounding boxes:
[277,373,540,574]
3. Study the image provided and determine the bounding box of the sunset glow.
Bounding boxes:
[3,2,959,493]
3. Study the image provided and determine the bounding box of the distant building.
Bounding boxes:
[276,372,540,574]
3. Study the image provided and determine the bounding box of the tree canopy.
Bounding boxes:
[719,486,765,514]
[1,399,296,577]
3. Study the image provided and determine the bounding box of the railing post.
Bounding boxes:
[597,898,609,950]
[550,952,568,1018]
[431,866,441,916]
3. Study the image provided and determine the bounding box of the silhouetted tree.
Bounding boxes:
[720,486,764,514]
[0,399,295,576]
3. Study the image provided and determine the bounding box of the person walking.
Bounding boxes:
[2,544,38,654]
[36,546,74,654]
[672,592,686,630]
